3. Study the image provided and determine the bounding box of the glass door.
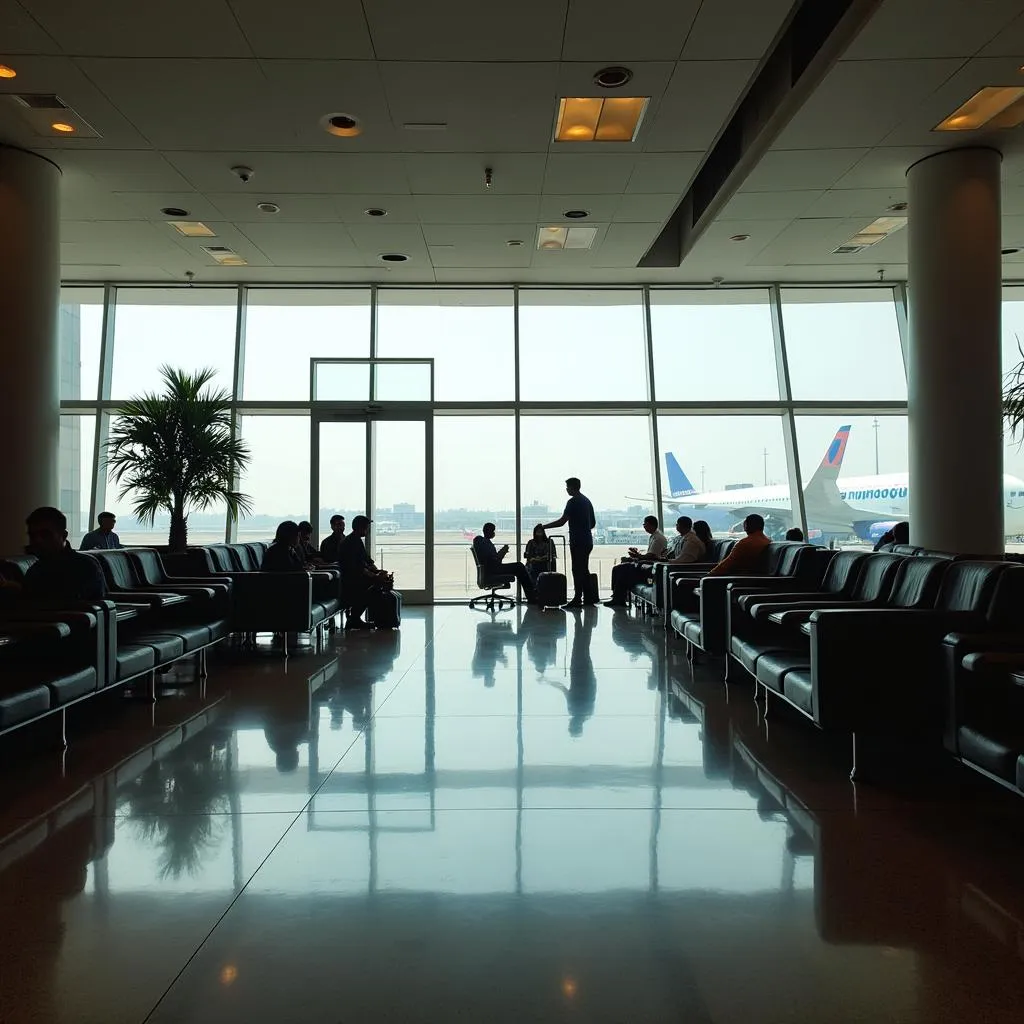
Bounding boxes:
[312,409,432,604]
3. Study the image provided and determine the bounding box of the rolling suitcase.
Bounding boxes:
[367,588,402,629]
[583,572,600,605]
[535,571,567,608]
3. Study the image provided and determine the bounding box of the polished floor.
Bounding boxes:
[2,606,1024,1023]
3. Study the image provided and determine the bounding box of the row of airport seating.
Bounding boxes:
[626,540,1024,799]
[0,544,342,744]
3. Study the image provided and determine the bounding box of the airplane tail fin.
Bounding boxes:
[665,452,697,497]
[811,424,851,484]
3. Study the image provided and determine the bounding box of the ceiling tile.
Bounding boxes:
[591,222,660,266]
[626,152,702,193]
[0,1,61,53]
[28,0,252,57]
[644,60,756,151]
[544,153,634,193]
[741,148,869,192]
[344,221,431,266]
[613,193,678,222]
[379,62,559,153]
[332,194,420,222]
[201,193,342,223]
[363,0,568,60]
[846,0,1024,59]
[111,191,224,221]
[561,0,701,61]
[831,147,941,189]
[165,152,411,194]
[801,187,907,219]
[773,58,966,150]
[423,224,535,267]
[684,218,792,270]
[720,190,824,221]
[75,58,293,149]
[228,0,374,58]
[415,195,541,224]
[55,150,194,191]
[233,222,363,266]
[680,0,792,59]
[538,193,619,221]
[404,154,546,195]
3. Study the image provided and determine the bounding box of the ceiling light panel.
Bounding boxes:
[839,215,907,250]
[554,96,648,142]
[934,86,1024,131]
[169,221,216,237]
[536,225,598,250]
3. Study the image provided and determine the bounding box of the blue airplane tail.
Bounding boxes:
[665,452,697,497]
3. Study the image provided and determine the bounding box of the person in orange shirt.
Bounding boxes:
[707,513,771,577]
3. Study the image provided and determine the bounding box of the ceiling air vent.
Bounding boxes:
[832,244,865,255]
[201,245,247,267]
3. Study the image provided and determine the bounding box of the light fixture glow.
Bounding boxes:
[554,96,648,142]
[50,121,75,133]
[169,221,216,237]
[934,86,1024,131]
[536,225,598,250]
[0,64,17,79]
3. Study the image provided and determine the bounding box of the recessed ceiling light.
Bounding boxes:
[563,209,589,219]
[161,206,190,218]
[730,233,750,242]
[1003,247,1020,256]
[593,66,633,89]
[934,86,1024,131]
[0,64,17,79]
[322,113,362,137]
[506,239,524,247]
[364,207,388,217]
[169,221,217,237]
[50,121,75,133]
[257,202,280,214]
[554,96,649,142]
[379,253,409,263]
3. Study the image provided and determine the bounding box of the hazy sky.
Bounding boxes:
[64,291,1024,531]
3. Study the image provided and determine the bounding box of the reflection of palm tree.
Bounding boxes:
[124,737,233,880]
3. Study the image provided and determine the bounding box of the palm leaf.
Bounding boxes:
[1004,334,1024,443]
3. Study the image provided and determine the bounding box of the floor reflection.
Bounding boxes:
[1,608,1024,1022]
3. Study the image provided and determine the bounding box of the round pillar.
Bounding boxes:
[907,147,1003,555]
[0,146,61,555]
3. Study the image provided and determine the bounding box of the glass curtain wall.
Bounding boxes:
[58,283,925,592]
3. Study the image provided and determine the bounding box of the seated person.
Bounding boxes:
[297,521,326,565]
[524,524,556,585]
[694,520,714,551]
[873,521,909,551]
[21,506,107,601]
[605,516,704,607]
[262,520,306,572]
[622,515,668,563]
[472,522,536,601]
[80,511,121,551]
[319,514,346,563]
[339,515,393,630]
[785,527,804,542]
[707,514,770,576]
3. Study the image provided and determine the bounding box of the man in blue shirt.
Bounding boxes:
[80,512,121,551]
[542,477,596,608]
[472,523,535,601]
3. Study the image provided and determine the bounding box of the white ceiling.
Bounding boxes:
[1,0,1023,284]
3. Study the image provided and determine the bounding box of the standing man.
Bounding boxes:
[319,514,346,562]
[542,477,596,608]
[80,512,121,551]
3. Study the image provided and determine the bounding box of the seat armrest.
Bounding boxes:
[751,597,868,622]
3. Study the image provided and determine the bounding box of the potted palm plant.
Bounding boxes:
[105,366,252,552]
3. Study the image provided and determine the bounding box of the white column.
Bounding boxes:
[907,147,1003,555]
[0,146,61,554]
